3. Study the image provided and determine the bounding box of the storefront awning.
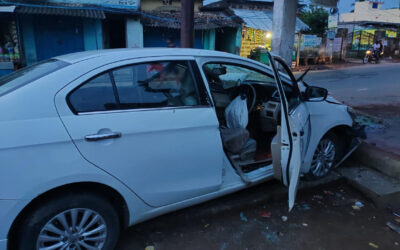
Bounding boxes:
[0,6,16,12]
[15,5,106,19]
[232,8,309,33]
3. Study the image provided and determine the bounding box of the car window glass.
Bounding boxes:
[0,59,69,97]
[112,61,200,109]
[203,63,275,89]
[69,72,117,113]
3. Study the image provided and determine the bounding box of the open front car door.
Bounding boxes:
[267,52,303,211]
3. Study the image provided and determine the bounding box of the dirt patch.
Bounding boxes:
[353,104,400,156]
[117,180,400,250]
[355,104,400,119]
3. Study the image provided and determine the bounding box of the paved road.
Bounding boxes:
[302,62,400,107]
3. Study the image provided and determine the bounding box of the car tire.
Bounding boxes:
[16,192,120,250]
[304,132,344,180]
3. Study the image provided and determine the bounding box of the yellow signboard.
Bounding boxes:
[240,27,271,58]
[386,30,397,38]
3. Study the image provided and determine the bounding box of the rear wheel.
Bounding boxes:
[16,193,120,250]
[305,132,343,180]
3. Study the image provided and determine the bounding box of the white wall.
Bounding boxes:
[126,18,143,48]
[341,1,400,24]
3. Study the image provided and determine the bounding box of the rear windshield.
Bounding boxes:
[0,59,69,97]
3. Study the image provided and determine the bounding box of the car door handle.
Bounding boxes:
[85,132,121,141]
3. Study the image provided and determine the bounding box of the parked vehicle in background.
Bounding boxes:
[0,48,364,250]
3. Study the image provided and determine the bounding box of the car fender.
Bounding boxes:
[2,171,149,246]
[302,101,353,173]
[0,118,149,244]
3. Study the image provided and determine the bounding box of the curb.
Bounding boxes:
[339,167,400,209]
[350,142,400,180]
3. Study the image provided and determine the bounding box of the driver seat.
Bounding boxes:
[220,96,257,161]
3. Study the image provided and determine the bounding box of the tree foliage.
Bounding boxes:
[300,5,329,35]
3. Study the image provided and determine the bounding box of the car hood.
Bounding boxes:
[326,95,343,105]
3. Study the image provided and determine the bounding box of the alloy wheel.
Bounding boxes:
[310,138,336,177]
[36,208,107,250]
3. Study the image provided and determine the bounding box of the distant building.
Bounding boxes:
[341,1,400,24]
[0,0,141,75]
[0,0,308,75]
[139,0,241,51]
[0,0,242,75]
[339,1,400,57]
[204,0,309,63]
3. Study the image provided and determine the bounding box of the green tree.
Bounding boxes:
[300,5,329,36]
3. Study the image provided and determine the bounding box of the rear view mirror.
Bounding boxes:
[211,66,227,76]
[304,86,328,102]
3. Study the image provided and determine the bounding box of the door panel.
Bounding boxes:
[267,52,307,211]
[55,58,224,207]
[287,116,302,210]
[58,108,223,207]
[290,103,311,159]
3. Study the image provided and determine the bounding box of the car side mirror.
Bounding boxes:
[304,86,328,102]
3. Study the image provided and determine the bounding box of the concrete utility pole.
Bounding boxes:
[271,0,298,65]
[181,0,194,48]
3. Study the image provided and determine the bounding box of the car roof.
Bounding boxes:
[54,48,245,64]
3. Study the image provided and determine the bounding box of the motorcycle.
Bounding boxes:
[363,48,383,64]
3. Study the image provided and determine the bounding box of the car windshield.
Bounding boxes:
[0,59,69,97]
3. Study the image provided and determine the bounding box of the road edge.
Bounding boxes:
[351,142,400,180]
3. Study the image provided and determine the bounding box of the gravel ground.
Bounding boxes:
[116,179,400,250]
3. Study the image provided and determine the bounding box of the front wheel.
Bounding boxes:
[16,193,120,250]
[363,57,368,64]
[305,132,343,180]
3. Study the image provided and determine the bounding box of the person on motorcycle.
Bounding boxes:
[372,40,381,61]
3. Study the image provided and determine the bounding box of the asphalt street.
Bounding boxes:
[302,62,400,107]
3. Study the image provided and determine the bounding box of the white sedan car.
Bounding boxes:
[0,49,363,250]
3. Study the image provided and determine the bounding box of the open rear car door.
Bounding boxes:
[267,52,302,211]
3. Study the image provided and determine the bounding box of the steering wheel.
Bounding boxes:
[233,83,257,112]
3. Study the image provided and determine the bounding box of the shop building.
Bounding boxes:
[139,0,241,51]
[0,0,140,70]
[339,1,400,57]
[233,8,309,61]
[0,5,21,76]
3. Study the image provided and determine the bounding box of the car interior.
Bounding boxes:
[68,61,200,113]
[203,63,300,175]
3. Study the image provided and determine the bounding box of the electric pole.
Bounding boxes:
[181,0,194,48]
